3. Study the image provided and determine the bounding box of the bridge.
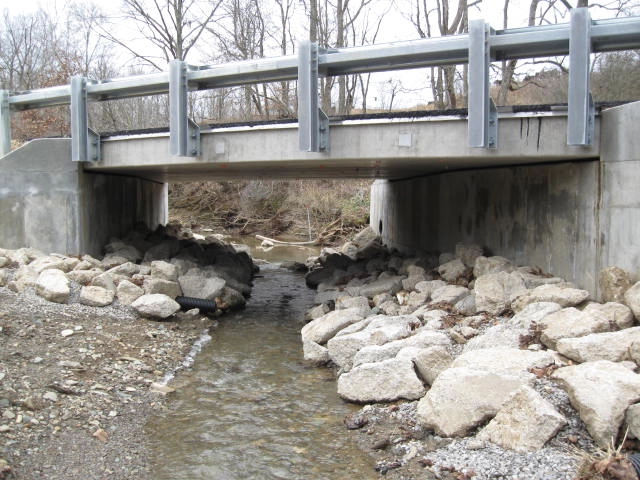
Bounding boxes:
[1,9,639,297]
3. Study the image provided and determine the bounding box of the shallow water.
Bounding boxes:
[147,265,377,479]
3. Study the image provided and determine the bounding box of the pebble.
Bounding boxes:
[43,392,58,402]
[60,329,74,337]
[32,357,44,364]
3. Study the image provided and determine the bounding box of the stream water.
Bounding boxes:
[146,254,378,479]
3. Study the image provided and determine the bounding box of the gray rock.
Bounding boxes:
[583,302,634,330]
[372,293,394,307]
[142,239,180,263]
[178,269,226,300]
[327,315,417,370]
[437,259,467,283]
[513,284,590,312]
[416,309,450,329]
[131,294,180,319]
[452,347,556,381]
[301,308,367,345]
[302,340,330,365]
[12,266,38,292]
[335,296,371,315]
[600,266,634,303]
[510,302,563,329]
[143,278,182,298]
[552,361,640,447]
[35,269,70,303]
[455,294,477,315]
[431,285,470,305]
[412,345,453,385]
[66,269,103,286]
[555,326,640,363]
[415,280,448,296]
[625,403,640,440]
[217,286,246,311]
[0,256,8,268]
[378,300,401,316]
[350,273,404,298]
[91,272,117,293]
[116,280,144,305]
[624,281,640,321]
[101,254,132,269]
[539,307,612,350]
[478,386,566,451]
[337,358,426,403]
[28,255,69,273]
[307,303,330,320]
[473,256,514,278]
[0,269,6,287]
[416,367,526,437]
[106,261,140,277]
[463,324,529,352]
[352,328,450,367]
[104,240,142,262]
[79,286,115,307]
[455,243,484,268]
[406,290,430,307]
[474,272,527,315]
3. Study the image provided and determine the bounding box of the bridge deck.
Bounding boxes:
[88,111,599,181]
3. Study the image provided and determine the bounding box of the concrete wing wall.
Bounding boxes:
[0,139,167,257]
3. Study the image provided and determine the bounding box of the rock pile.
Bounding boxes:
[301,227,640,469]
[0,223,256,319]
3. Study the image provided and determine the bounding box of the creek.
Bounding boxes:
[146,242,377,479]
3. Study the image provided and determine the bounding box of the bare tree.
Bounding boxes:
[104,0,223,70]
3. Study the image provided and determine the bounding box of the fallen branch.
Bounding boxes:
[256,234,319,246]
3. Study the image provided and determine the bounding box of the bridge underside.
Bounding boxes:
[91,112,599,181]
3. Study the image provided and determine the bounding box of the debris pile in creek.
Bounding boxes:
[300,227,640,480]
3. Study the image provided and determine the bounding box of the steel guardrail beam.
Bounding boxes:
[6,16,639,113]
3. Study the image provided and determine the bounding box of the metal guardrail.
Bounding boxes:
[0,8,639,160]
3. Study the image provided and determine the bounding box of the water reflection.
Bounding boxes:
[147,265,377,479]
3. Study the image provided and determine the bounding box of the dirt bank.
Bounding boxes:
[0,287,217,480]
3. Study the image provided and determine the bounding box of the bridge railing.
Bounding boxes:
[1,8,639,160]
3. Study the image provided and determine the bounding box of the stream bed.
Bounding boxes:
[146,263,377,479]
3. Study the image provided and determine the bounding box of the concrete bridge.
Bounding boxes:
[1,9,639,297]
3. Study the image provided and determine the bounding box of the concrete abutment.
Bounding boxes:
[0,139,167,257]
[371,101,640,298]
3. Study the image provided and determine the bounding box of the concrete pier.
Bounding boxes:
[370,101,640,297]
[0,139,167,257]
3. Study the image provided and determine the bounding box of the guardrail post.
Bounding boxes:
[568,7,594,146]
[169,60,200,157]
[298,41,329,152]
[468,19,497,149]
[71,77,100,162]
[0,90,10,156]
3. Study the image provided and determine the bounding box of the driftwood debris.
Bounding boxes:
[256,235,319,247]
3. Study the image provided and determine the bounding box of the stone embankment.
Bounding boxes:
[301,228,640,479]
[0,223,256,316]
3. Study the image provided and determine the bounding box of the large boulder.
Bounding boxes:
[301,308,366,345]
[66,268,103,286]
[478,386,566,451]
[143,278,182,298]
[327,315,417,370]
[555,327,640,363]
[474,272,527,315]
[151,260,180,282]
[463,324,528,352]
[600,266,634,303]
[473,256,513,278]
[303,340,330,365]
[352,328,450,367]
[337,358,426,403]
[79,286,114,307]
[624,282,640,321]
[509,302,562,329]
[28,255,70,273]
[513,284,590,312]
[452,347,556,381]
[430,285,470,305]
[412,345,454,385]
[116,280,144,305]
[539,307,612,349]
[455,243,483,268]
[349,273,404,298]
[553,361,640,447]
[178,269,226,300]
[35,269,70,303]
[583,302,634,330]
[131,294,180,319]
[437,259,467,283]
[416,367,526,437]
